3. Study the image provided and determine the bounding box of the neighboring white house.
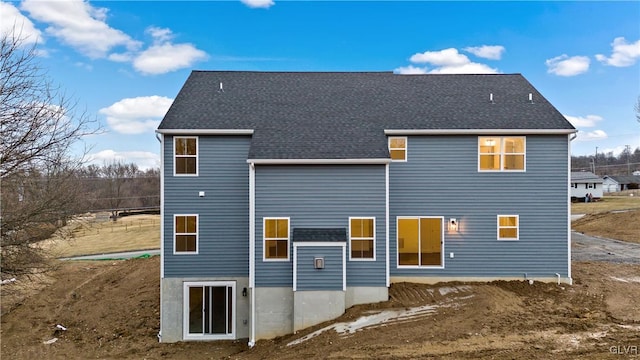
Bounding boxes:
[571,171,603,200]
[602,175,640,193]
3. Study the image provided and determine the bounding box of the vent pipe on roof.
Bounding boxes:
[490,93,494,104]
[219,82,224,92]
[528,93,533,104]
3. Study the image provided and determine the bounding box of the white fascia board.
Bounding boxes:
[247,158,391,165]
[384,129,577,135]
[156,129,254,135]
[293,242,347,248]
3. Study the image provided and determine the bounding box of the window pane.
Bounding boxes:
[390,149,406,160]
[276,219,288,238]
[504,138,524,153]
[176,235,196,252]
[362,218,374,237]
[189,287,203,334]
[186,216,197,233]
[266,240,288,258]
[398,218,419,265]
[185,158,196,174]
[176,216,186,233]
[352,239,373,259]
[390,137,406,148]
[499,228,518,239]
[499,216,517,226]
[176,138,186,155]
[186,138,197,155]
[479,137,500,153]
[276,240,288,258]
[264,220,276,238]
[480,154,500,170]
[504,155,524,170]
[420,218,441,266]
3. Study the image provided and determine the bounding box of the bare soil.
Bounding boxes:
[2,257,639,359]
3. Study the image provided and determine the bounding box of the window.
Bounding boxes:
[175,137,198,175]
[397,217,443,267]
[349,217,375,260]
[497,215,519,240]
[478,137,525,171]
[175,215,198,253]
[264,218,289,260]
[389,137,407,161]
[183,281,235,340]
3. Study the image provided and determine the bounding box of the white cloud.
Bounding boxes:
[545,55,590,76]
[241,0,275,9]
[0,1,43,45]
[99,96,173,134]
[146,26,173,43]
[401,48,499,74]
[410,48,469,66]
[88,149,160,170]
[575,129,608,142]
[133,42,207,75]
[21,0,140,58]
[394,65,428,74]
[463,45,505,60]
[563,114,603,128]
[595,37,640,67]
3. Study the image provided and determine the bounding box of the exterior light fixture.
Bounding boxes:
[314,257,325,269]
[449,218,458,232]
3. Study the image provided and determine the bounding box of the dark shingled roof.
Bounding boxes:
[571,171,603,183]
[158,71,575,160]
[604,175,640,185]
[292,228,347,242]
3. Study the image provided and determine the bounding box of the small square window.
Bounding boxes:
[175,215,198,253]
[349,217,375,260]
[389,137,407,161]
[264,218,289,260]
[497,215,519,241]
[175,137,198,175]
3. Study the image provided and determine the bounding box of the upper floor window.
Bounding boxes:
[389,137,407,161]
[349,217,375,260]
[497,215,519,241]
[478,137,525,172]
[264,217,289,261]
[175,137,198,175]
[175,214,198,253]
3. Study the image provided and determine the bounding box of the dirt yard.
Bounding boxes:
[2,257,639,359]
[573,209,640,244]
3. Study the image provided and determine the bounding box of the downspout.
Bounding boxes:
[567,132,577,285]
[248,162,256,347]
[385,163,390,288]
[155,132,164,342]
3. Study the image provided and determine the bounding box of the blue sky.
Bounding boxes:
[2,0,639,169]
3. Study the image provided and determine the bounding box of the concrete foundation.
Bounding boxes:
[254,287,294,340]
[293,290,346,333]
[159,277,250,343]
[390,276,573,285]
[345,286,388,308]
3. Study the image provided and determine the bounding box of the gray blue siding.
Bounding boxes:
[163,135,250,277]
[295,246,344,290]
[389,135,570,278]
[255,165,386,287]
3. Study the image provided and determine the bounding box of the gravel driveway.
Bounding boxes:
[572,231,640,264]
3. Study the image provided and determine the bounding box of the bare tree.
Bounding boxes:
[1,31,97,279]
[636,96,640,124]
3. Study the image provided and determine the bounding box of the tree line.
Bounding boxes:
[571,146,640,176]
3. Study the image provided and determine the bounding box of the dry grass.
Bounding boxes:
[572,209,640,244]
[572,193,640,215]
[49,214,160,257]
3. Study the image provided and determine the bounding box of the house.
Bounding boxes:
[602,175,640,193]
[156,71,576,344]
[570,171,603,200]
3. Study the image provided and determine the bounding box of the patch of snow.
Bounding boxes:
[438,285,472,296]
[1,278,17,285]
[43,338,58,345]
[610,276,640,283]
[288,304,442,346]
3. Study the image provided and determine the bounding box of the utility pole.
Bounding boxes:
[626,145,631,175]
[595,146,598,174]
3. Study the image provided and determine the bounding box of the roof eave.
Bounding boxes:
[247,158,391,165]
[384,129,577,135]
[156,129,254,135]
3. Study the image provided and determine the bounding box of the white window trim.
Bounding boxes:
[173,214,199,254]
[174,136,199,176]
[263,217,290,262]
[388,136,408,162]
[497,214,519,241]
[183,281,236,341]
[348,216,376,261]
[396,216,445,269]
[478,136,526,172]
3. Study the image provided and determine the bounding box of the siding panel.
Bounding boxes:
[163,135,250,277]
[295,247,344,290]
[390,135,569,278]
[255,165,386,287]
